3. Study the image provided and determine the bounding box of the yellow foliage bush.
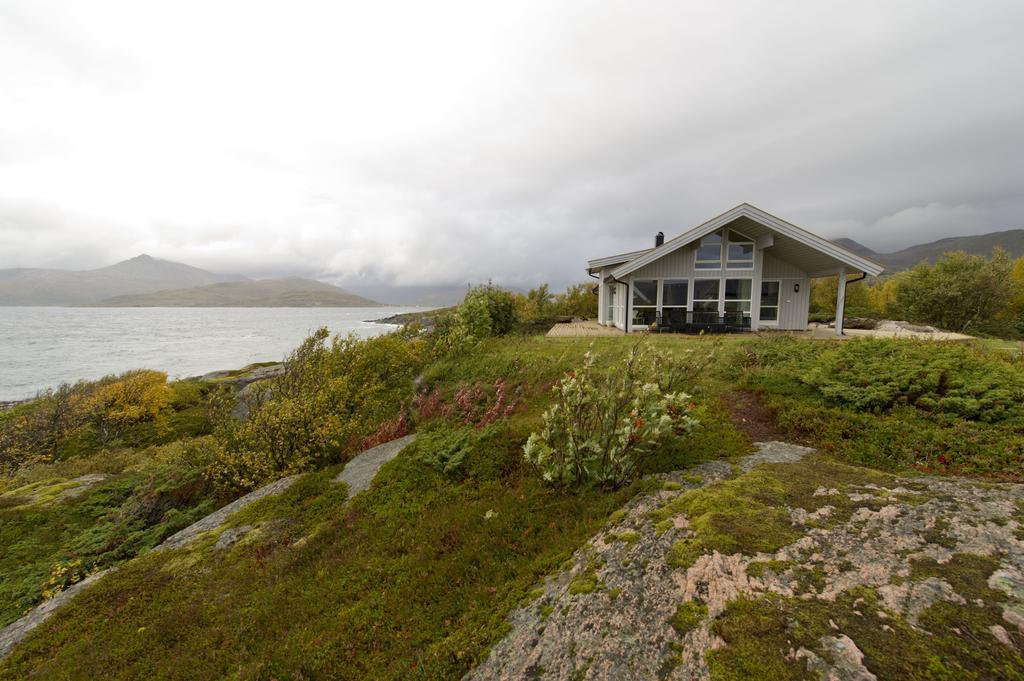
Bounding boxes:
[1,370,175,475]
[84,370,174,443]
[208,328,426,492]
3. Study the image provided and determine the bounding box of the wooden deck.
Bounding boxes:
[546,320,624,337]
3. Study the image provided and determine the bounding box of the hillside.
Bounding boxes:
[92,277,380,307]
[835,228,1024,270]
[1,330,1023,678]
[0,255,246,306]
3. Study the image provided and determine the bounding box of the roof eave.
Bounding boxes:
[609,203,887,279]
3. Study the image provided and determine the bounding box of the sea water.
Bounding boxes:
[0,307,427,400]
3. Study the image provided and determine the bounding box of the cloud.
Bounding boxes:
[1,0,1022,289]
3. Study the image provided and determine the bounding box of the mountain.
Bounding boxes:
[92,277,380,307]
[0,255,247,305]
[834,229,1024,271]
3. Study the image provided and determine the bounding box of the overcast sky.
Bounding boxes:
[2,0,1023,290]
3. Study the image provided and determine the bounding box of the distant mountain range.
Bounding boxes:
[94,277,379,307]
[0,254,246,305]
[0,255,379,307]
[7,227,1020,306]
[834,229,1024,271]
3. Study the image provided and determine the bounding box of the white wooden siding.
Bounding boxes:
[631,245,696,279]
[776,277,810,329]
[762,252,806,278]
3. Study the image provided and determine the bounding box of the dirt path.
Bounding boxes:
[465,442,1024,680]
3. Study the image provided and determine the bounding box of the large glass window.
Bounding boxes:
[760,280,780,322]
[692,279,720,314]
[661,280,688,325]
[695,232,723,269]
[607,284,615,322]
[726,229,754,268]
[632,280,657,326]
[724,278,752,316]
[727,242,754,268]
[662,280,688,307]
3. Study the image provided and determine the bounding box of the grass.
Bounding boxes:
[0,333,749,679]
[670,600,707,636]
[0,444,219,628]
[0,429,636,679]
[3,330,1023,678]
[738,335,1024,479]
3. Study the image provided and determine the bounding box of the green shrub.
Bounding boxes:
[209,328,425,491]
[414,425,494,478]
[803,339,1024,422]
[523,341,700,488]
[740,335,1024,477]
[432,284,521,356]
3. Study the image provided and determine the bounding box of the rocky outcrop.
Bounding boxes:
[333,434,416,498]
[466,443,1024,681]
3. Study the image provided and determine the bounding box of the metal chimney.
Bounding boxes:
[655,231,664,247]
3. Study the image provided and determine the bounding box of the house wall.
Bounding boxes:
[631,245,696,279]
[615,229,812,331]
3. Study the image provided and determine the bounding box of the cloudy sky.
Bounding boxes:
[1,0,1022,292]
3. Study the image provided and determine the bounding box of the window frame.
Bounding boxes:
[724,278,753,317]
[759,279,781,324]
[725,229,755,269]
[694,232,724,270]
[631,279,658,327]
[692,278,721,314]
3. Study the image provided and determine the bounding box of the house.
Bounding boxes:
[586,203,884,335]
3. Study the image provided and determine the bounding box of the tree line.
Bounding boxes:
[811,249,1024,337]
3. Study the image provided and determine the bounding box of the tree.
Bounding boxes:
[526,284,553,319]
[1006,257,1024,334]
[553,283,598,319]
[894,249,1016,333]
[809,275,875,318]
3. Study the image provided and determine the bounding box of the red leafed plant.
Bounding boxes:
[361,408,412,449]
[413,379,521,428]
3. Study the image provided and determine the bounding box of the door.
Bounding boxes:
[759,280,780,326]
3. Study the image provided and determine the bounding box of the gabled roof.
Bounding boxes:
[602,203,884,279]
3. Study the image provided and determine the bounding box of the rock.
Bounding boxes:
[739,441,815,471]
[874,320,940,334]
[155,474,301,553]
[59,474,109,500]
[466,443,1024,679]
[818,634,878,681]
[990,624,1015,649]
[333,435,417,498]
[0,568,114,661]
[214,524,254,551]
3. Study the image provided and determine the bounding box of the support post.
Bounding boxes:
[835,268,847,336]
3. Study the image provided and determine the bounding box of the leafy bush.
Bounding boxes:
[413,425,493,478]
[209,328,425,491]
[740,335,1024,477]
[803,339,1024,422]
[895,249,1016,333]
[83,370,174,444]
[523,342,699,488]
[0,371,183,475]
[432,284,522,356]
[460,283,517,336]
